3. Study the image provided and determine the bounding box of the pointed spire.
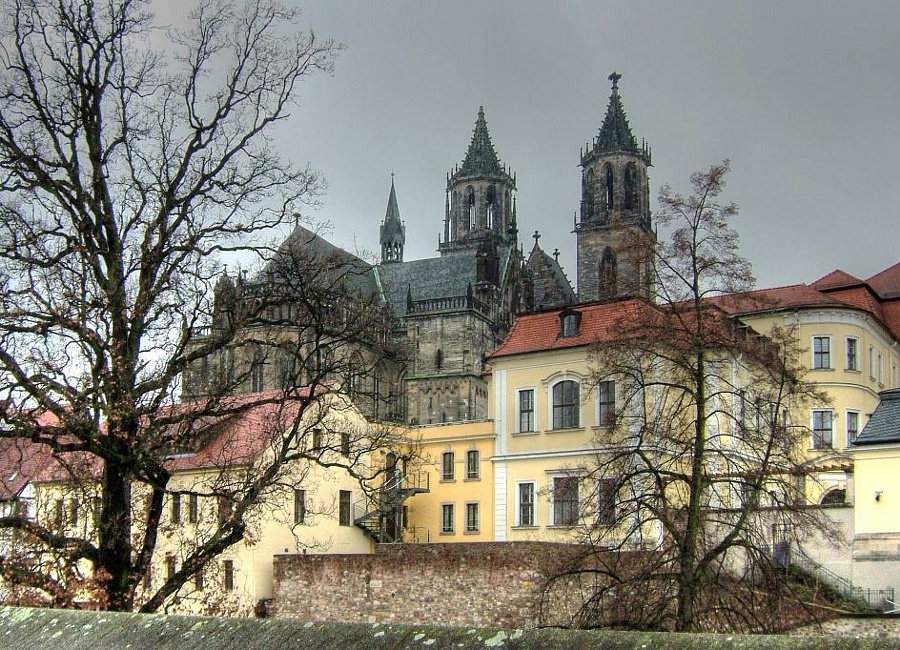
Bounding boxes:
[380,174,405,263]
[594,72,643,157]
[384,172,401,224]
[457,106,504,176]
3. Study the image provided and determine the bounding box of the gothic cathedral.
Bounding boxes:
[185,74,653,427]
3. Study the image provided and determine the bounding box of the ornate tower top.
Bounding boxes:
[454,106,506,179]
[584,72,651,165]
[380,174,405,263]
[442,107,517,253]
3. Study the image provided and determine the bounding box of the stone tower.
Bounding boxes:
[576,72,655,302]
[441,107,517,254]
[379,174,405,263]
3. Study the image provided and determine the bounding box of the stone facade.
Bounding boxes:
[271,542,584,628]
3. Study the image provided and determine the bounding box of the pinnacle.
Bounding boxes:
[457,106,504,177]
[594,73,641,156]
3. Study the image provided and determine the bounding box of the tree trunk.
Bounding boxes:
[98,455,134,611]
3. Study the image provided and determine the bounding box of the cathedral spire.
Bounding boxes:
[442,106,517,253]
[380,174,405,263]
[592,72,650,163]
[576,72,655,303]
[457,106,504,177]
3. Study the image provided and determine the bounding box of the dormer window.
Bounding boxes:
[560,310,581,338]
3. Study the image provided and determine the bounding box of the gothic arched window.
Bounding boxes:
[599,247,618,300]
[583,168,596,221]
[465,187,475,231]
[486,185,496,230]
[603,164,614,211]
[624,163,638,211]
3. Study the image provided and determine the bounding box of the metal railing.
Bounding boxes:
[789,550,894,611]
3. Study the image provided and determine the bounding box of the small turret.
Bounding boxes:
[380,174,406,263]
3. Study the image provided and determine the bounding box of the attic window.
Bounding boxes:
[560,310,581,338]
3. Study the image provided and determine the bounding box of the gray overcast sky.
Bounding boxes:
[166,1,900,290]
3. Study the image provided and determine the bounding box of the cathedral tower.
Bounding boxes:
[379,174,405,263]
[441,107,517,254]
[576,73,655,302]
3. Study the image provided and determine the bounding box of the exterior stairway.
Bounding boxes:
[785,548,894,611]
[353,470,430,544]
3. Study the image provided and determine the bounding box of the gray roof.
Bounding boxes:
[267,225,382,301]
[525,241,575,310]
[851,388,900,446]
[378,246,514,316]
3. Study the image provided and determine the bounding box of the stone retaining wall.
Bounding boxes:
[271,542,580,627]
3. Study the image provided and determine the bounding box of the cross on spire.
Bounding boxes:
[533,230,541,246]
[609,71,621,91]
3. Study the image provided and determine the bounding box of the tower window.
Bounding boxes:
[624,163,638,210]
[599,247,618,300]
[486,185,496,230]
[583,168,596,221]
[604,164,614,211]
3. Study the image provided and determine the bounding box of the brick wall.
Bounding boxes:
[271,542,581,627]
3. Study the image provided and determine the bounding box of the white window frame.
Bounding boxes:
[811,335,831,370]
[845,337,859,371]
[811,409,834,449]
[440,503,454,534]
[465,449,480,480]
[846,410,860,445]
[441,450,455,481]
[515,387,536,433]
[595,379,616,427]
[550,475,580,527]
[596,478,616,525]
[515,481,536,527]
[464,502,480,533]
[548,377,582,430]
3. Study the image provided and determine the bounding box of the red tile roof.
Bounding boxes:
[715,263,900,340]
[6,387,333,485]
[0,438,53,499]
[867,262,900,300]
[810,269,862,290]
[711,284,844,315]
[488,299,651,359]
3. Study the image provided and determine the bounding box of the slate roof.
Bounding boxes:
[851,389,900,446]
[268,225,382,301]
[377,245,514,317]
[525,238,575,310]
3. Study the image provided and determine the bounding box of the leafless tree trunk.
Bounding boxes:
[0,0,416,613]
[541,163,831,632]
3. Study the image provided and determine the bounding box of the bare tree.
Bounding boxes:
[540,163,830,632]
[0,0,412,613]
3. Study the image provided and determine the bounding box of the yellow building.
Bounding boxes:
[850,388,900,592]
[404,420,495,542]
[488,300,650,542]
[4,390,415,615]
[716,264,900,505]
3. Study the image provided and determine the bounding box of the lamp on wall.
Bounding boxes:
[876,491,883,502]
